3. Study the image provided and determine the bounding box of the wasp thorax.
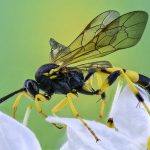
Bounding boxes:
[24,79,39,97]
[35,64,60,81]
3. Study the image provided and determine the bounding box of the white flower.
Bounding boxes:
[0,112,41,150]
[46,84,150,150]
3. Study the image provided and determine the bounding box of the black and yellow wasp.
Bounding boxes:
[0,10,149,141]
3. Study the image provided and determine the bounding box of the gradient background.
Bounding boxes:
[0,0,150,149]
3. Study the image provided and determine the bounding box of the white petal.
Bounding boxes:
[0,112,41,150]
[110,85,150,148]
[46,117,140,150]
[60,142,69,150]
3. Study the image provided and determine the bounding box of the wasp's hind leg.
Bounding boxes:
[107,68,150,116]
[120,70,150,115]
[98,67,150,121]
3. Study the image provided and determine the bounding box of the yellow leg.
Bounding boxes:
[121,71,150,115]
[12,93,24,118]
[51,94,77,128]
[99,98,106,122]
[96,73,111,122]
[34,94,64,129]
[12,92,29,118]
[85,71,105,122]
[67,93,100,142]
[95,72,103,88]
[85,75,93,90]
[51,97,68,115]
[106,118,118,131]
[12,92,63,129]
[34,94,48,117]
[98,81,108,122]
[147,136,150,150]
[51,96,71,129]
[96,67,150,122]
[100,67,150,117]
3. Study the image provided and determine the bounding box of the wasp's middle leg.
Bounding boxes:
[85,70,111,122]
[96,70,121,121]
[67,93,100,142]
[52,92,100,141]
[12,92,31,118]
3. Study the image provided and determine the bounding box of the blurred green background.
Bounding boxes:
[0,0,150,149]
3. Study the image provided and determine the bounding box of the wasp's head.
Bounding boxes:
[0,79,39,104]
[24,79,39,97]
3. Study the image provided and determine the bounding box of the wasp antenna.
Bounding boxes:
[0,88,26,104]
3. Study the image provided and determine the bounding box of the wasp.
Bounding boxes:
[0,10,149,141]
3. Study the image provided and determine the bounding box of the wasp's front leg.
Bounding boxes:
[34,93,49,117]
[12,92,30,118]
[12,91,48,117]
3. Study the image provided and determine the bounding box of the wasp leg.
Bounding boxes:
[98,93,106,122]
[95,72,103,88]
[85,71,106,122]
[147,136,150,150]
[97,70,121,121]
[85,70,108,122]
[34,94,63,129]
[51,95,75,129]
[84,69,106,89]
[52,93,100,141]
[52,96,81,129]
[51,97,68,129]
[12,92,29,118]
[85,72,103,90]
[106,118,118,131]
[34,97,62,129]
[34,94,48,117]
[51,97,68,115]
[85,76,93,91]
[67,93,100,142]
[120,71,150,116]
[99,67,150,118]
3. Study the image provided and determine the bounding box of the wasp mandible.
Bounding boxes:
[0,10,149,142]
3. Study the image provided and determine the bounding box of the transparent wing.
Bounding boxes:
[49,38,67,62]
[73,61,112,71]
[52,10,120,63]
[52,11,148,66]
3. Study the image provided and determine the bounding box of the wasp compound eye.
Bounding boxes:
[24,79,39,97]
